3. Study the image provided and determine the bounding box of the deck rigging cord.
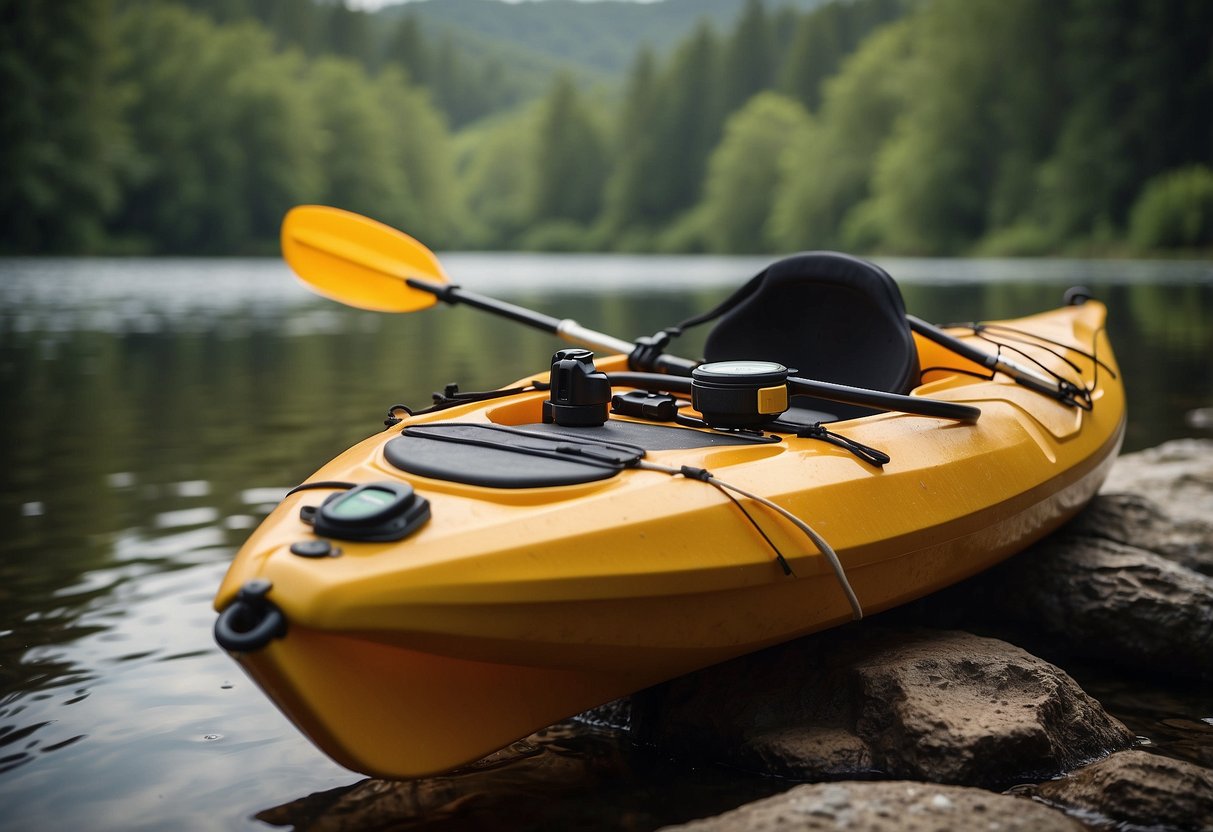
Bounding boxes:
[386,380,550,424]
[931,320,1114,410]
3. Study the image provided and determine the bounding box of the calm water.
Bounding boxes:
[1,254,1211,831]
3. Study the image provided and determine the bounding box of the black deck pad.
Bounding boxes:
[384,420,762,489]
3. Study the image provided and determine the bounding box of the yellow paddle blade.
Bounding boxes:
[281,205,449,312]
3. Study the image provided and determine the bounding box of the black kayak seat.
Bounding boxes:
[702,252,920,422]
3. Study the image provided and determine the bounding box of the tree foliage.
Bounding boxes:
[1,1,464,254]
[772,0,1212,255]
[1129,166,1213,251]
[0,0,127,253]
[530,74,609,225]
[109,5,321,252]
[699,93,812,253]
[5,0,1211,255]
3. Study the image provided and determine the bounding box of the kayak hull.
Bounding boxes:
[216,300,1124,778]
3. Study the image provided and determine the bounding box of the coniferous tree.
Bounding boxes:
[375,67,463,246]
[326,2,372,63]
[384,14,429,87]
[308,56,407,224]
[648,22,725,223]
[262,0,318,55]
[531,73,608,224]
[779,2,844,112]
[110,5,321,253]
[604,46,662,229]
[861,0,1058,253]
[1035,0,1213,244]
[721,0,774,114]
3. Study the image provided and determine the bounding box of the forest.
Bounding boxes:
[2,0,1211,256]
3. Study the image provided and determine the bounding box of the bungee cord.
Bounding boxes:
[637,460,863,621]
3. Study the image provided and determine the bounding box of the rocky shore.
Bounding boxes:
[261,439,1213,832]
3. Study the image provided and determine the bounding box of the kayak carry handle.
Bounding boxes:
[214,580,287,653]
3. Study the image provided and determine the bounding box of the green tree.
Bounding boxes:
[324,2,371,63]
[374,67,464,247]
[603,46,662,230]
[307,57,407,227]
[261,0,319,55]
[700,92,812,253]
[721,0,774,114]
[779,1,844,113]
[1034,0,1213,245]
[1129,166,1213,251]
[456,108,541,247]
[647,22,725,223]
[779,0,904,113]
[861,0,1064,254]
[0,0,126,252]
[110,5,319,253]
[769,20,912,251]
[530,73,609,224]
[384,14,429,86]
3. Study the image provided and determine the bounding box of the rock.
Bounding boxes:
[1066,493,1213,576]
[661,781,1084,832]
[895,444,1213,680]
[631,627,1133,786]
[255,723,787,831]
[1101,438,1213,524]
[1030,749,1213,831]
[971,533,1213,679]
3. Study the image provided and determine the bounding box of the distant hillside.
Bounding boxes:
[379,0,832,78]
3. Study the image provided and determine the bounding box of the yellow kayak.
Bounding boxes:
[214,286,1123,779]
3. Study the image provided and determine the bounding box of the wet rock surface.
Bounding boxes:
[1029,749,1213,831]
[893,441,1213,681]
[631,628,1134,787]
[662,781,1085,832]
[1101,438,1213,524]
[951,530,1213,680]
[1066,492,1213,576]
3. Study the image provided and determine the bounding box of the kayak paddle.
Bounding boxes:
[280,205,981,423]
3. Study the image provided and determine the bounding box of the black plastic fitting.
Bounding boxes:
[543,349,612,427]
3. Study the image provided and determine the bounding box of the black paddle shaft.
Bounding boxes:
[406,277,979,423]
[608,373,981,423]
[406,277,696,375]
[407,277,564,331]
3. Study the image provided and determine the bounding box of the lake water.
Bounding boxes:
[1,254,1211,830]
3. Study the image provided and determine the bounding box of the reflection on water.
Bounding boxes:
[0,256,1210,830]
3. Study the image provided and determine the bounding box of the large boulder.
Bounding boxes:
[1101,438,1213,523]
[894,440,1213,680]
[1029,749,1213,831]
[631,627,1133,786]
[1066,492,1213,576]
[965,531,1213,679]
[661,781,1084,832]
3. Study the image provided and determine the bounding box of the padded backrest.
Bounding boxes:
[702,252,919,420]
